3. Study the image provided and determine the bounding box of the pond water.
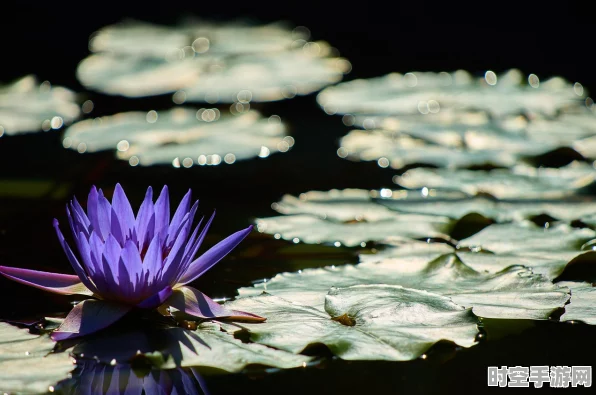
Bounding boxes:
[2,12,596,395]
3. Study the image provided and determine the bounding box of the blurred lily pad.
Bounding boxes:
[558,282,596,325]
[239,252,570,319]
[394,162,596,199]
[73,321,311,373]
[78,20,349,101]
[0,75,80,136]
[63,108,292,167]
[317,69,584,118]
[0,322,74,393]
[226,286,479,361]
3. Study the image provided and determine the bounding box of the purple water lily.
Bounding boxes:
[0,184,264,340]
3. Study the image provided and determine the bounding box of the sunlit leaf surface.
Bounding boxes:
[77,20,350,100]
[318,69,584,118]
[394,163,596,199]
[226,287,479,361]
[239,251,570,319]
[558,282,596,325]
[0,75,80,136]
[0,322,74,393]
[63,108,293,167]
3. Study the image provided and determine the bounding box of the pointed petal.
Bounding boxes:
[158,215,191,286]
[112,183,136,240]
[87,187,101,237]
[103,234,122,269]
[154,186,170,240]
[72,196,91,229]
[121,239,143,292]
[110,208,125,246]
[142,233,163,285]
[51,299,131,341]
[117,257,133,300]
[135,186,154,250]
[137,286,173,309]
[166,190,192,246]
[53,219,98,293]
[178,212,215,278]
[177,225,253,285]
[165,286,265,321]
[0,265,92,295]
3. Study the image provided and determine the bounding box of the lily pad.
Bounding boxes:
[338,129,517,169]
[558,282,596,325]
[0,322,74,393]
[377,193,596,224]
[89,20,307,57]
[317,69,584,118]
[226,286,479,361]
[459,222,595,255]
[239,251,570,319]
[73,321,311,373]
[394,162,596,199]
[63,108,292,167]
[78,21,349,101]
[0,75,80,136]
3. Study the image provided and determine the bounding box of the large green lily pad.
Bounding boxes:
[0,322,74,393]
[226,286,479,361]
[239,252,570,319]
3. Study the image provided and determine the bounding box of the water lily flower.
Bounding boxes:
[0,184,264,340]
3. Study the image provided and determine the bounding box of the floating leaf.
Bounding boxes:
[558,282,596,325]
[73,322,310,373]
[63,108,292,167]
[78,20,349,100]
[0,322,74,393]
[394,162,596,199]
[239,252,570,319]
[317,69,583,118]
[377,193,596,225]
[338,129,517,169]
[226,286,479,361]
[0,75,80,136]
[459,222,595,255]
[88,20,308,58]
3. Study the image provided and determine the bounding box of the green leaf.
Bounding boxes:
[239,251,570,319]
[73,322,311,373]
[394,163,596,199]
[0,322,74,393]
[63,108,292,166]
[226,286,479,361]
[559,282,596,325]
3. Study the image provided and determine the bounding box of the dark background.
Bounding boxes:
[1,2,595,393]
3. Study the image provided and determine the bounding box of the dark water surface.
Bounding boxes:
[2,3,596,394]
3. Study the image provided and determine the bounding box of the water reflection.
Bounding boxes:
[60,361,208,395]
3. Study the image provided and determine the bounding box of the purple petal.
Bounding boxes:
[53,219,99,293]
[135,187,154,251]
[110,208,125,246]
[72,196,91,229]
[137,286,173,309]
[117,257,133,300]
[142,233,163,286]
[177,225,253,285]
[112,183,136,241]
[0,265,93,295]
[51,299,131,341]
[166,189,192,246]
[121,239,143,292]
[165,286,265,321]
[158,215,192,286]
[154,185,170,240]
[88,187,112,240]
[178,212,215,278]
